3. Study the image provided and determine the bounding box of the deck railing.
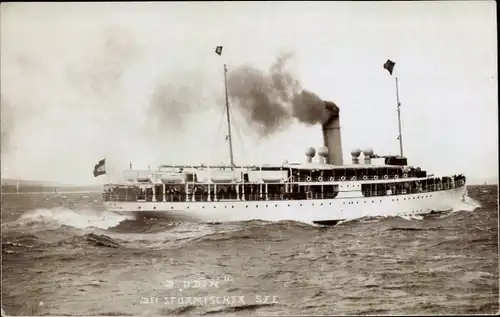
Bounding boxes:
[102,177,466,202]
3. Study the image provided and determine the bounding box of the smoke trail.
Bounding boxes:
[147,72,206,131]
[227,53,339,137]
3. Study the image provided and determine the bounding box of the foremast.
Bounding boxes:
[223,63,235,167]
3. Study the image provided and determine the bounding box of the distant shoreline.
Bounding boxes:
[1,184,102,194]
[1,191,101,195]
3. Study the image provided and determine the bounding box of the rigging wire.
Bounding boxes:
[206,102,228,165]
[228,104,250,163]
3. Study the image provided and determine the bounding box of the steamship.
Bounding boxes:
[100,63,468,225]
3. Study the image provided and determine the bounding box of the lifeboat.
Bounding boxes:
[161,173,185,183]
[210,171,241,183]
[123,171,137,182]
[136,172,151,183]
[211,175,234,183]
[259,171,288,183]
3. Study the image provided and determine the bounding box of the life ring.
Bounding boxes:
[383,175,388,180]
[374,176,379,180]
[394,175,399,179]
[340,176,346,181]
[306,176,312,182]
[318,176,323,182]
[329,177,334,182]
[351,176,357,181]
[363,176,368,181]
[403,173,408,178]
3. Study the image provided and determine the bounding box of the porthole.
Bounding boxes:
[213,206,216,208]
[256,205,258,208]
[275,204,277,207]
[266,205,268,207]
[312,203,315,206]
[321,203,323,206]
[202,206,205,209]
[138,206,141,209]
[288,204,290,207]
[153,207,156,209]
[171,207,174,209]
[232,206,234,208]
[246,205,248,208]
[300,204,303,206]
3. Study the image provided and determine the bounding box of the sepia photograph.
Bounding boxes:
[1,1,498,316]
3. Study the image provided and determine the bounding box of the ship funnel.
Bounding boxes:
[363,148,374,165]
[305,147,316,163]
[351,148,361,164]
[317,147,328,164]
[321,101,343,165]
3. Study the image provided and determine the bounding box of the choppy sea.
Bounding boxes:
[1,185,498,316]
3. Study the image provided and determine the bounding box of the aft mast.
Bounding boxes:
[395,76,404,157]
[384,59,404,157]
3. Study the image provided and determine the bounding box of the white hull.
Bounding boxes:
[104,186,468,225]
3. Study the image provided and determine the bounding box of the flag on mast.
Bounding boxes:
[383,59,396,75]
[93,159,106,177]
[215,46,223,56]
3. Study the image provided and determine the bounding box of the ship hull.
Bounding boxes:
[104,186,468,225]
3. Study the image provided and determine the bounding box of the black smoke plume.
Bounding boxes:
[227,53,339,137]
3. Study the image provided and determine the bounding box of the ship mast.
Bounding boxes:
[223,64,235,166]
[384,59,404,157]
[395,76,404,157]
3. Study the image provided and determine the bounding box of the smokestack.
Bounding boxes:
[305,147,316,164]
[322,103,343,166]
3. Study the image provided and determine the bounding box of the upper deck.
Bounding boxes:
[119,161,430,186]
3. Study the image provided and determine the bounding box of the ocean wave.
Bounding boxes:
[2,207,130,231]
[55,233,122,248]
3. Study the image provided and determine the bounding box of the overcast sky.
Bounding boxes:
[1,1,497,185]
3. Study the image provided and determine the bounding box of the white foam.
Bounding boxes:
[452,195,482,213]
[399,215,413,221]
[4,207,131,230]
